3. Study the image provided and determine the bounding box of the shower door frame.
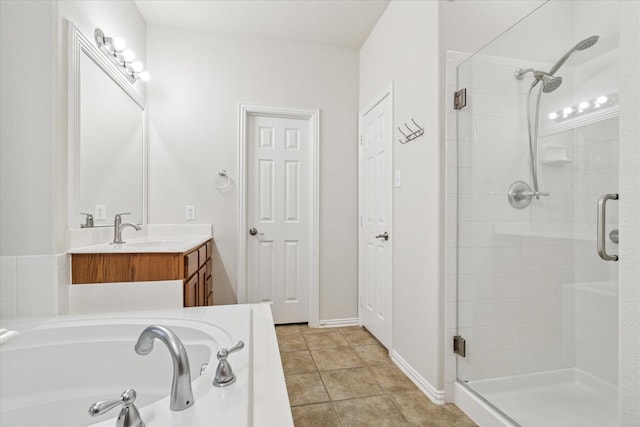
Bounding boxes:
[445,1,636,424]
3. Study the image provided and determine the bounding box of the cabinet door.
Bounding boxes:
[184,274,198,307]
[198,267,207,306]
[206,275,213,306]
[184,249,199,279]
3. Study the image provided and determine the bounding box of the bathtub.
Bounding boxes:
[0,304,292,427]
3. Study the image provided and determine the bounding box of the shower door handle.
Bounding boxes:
[597,193,618,261]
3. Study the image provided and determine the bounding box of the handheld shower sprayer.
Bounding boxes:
[508,35,599,210]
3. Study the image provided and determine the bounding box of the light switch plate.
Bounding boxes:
[185,205,196,221]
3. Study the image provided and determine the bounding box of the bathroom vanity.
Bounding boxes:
[70,236,213,307]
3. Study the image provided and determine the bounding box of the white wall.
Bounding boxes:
[618,1,640,424]
[1,1,60,256]
[145,26,360,320]
[360,1,442,395]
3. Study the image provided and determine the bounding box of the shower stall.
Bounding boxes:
[450,2,622,426]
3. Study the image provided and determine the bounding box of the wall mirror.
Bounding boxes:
[68,22,146,228]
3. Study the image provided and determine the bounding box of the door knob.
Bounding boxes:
[375,232,389,241]
[249,227,264,236]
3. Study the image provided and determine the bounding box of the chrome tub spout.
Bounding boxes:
[134,325,194,411]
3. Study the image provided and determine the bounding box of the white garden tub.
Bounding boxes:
[0,304,292,427]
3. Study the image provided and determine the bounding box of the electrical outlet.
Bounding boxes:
[95,205,106,221]
[185,205,196,221]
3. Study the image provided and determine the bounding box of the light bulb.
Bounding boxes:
[548,112,558,120]
[112,37,126,51]
[578,101,590,110]
[122,49,135,62]
[596,96,608,104]
[563,107,573,115]
[138,71,150,82]
[131,61,144,72]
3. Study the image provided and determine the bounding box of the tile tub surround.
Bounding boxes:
[0,254,68,319]
[276,324,477,427]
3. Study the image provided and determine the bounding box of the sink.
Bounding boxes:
[125,240,179,248]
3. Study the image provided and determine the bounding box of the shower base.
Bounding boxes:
[457,369,618,427]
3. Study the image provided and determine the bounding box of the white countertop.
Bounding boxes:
[68,235,211,254]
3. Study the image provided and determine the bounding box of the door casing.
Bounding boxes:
[237,103,320,327]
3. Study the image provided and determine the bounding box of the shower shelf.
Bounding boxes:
[541,146,573,165]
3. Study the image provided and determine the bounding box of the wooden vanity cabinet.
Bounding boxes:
[71,239,213,307]
[183,240,213,308]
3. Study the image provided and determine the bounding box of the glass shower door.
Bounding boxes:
[454,2,620,426]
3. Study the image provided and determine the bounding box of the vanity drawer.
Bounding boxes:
[184,249,199,279]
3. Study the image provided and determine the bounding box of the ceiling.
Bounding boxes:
[134,0,391,49]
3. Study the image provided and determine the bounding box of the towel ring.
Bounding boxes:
[215,170,232,190]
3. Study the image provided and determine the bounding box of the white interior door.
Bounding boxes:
[247,114,310,324]
[359,91,392,348]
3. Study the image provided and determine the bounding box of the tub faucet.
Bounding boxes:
[111,212,141,244]
[135,325,194,411]
[89,388,144,427]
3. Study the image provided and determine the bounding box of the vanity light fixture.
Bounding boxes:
[94,28,150,83]
[548,93,617,123]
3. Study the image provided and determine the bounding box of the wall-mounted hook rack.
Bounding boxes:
[398,118,424,144]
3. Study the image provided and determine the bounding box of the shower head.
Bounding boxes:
[576,35,599,51]
[515,69,563,92]
[548,35,599,75]
[540,74,562,93]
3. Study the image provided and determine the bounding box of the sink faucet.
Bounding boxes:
[111,212,141,244]
[134,325,194,411]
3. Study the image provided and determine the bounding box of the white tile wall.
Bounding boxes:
[0,254,69,319]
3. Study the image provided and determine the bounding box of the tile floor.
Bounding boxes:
[276,324,477,427]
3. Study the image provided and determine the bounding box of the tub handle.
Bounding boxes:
[89,388,145,427]
[213,340,245,387]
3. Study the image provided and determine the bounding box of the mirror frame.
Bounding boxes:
[67,21,147,229]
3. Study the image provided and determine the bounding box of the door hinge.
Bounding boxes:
[359,135,363,145]
[453,335,466,357]
[453,88,467,110]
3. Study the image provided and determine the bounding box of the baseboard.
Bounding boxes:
[391,349,446,405]
[317,317,359,328]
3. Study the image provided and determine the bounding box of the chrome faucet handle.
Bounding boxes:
[115,212,131,220]
[213,340,245,387]
[89,389,145,427]
[80,213,94,228]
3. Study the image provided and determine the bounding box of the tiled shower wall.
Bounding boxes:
[444,48,619,399]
